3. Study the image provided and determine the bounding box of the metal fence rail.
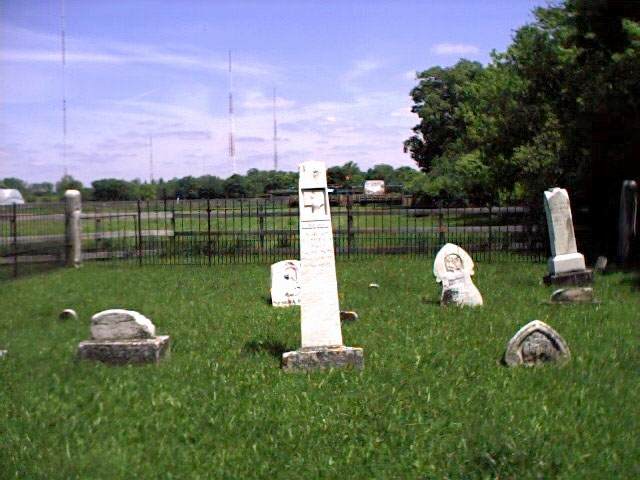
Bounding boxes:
[1,196,548,278]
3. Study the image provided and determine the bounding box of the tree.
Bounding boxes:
[55,175,83,196]
[91,179,136,201]
[0,177,27,192]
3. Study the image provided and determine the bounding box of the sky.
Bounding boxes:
[1,0,544,184]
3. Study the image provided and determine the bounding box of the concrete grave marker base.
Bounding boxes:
[282,346,363,372]
[503,320,569,367]
[543,269,593,286]
[77,335,170,365]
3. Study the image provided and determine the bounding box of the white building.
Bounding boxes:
[0,189,25,205]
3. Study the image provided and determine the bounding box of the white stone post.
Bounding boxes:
[65,189,82,268]
[281,161,363,371]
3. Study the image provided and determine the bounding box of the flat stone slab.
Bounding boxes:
[550,287,595,304]
[543,269,593,286]
[77,335,170,365]
[282,346,364,372]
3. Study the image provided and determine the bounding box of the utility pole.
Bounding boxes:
[149,134,154,183]
[273,87,278,171]
[228,50,236,173]
[60,0,68,177]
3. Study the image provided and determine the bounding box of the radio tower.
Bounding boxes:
[148,134,154,183]
[228,50,236,173]
[273,87,278,171]
[60,0,68,176]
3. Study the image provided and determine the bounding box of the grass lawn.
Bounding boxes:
[0,257,638,478]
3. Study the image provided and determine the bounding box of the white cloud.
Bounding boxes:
[431,43,480,55]
[241,90,295,110]
[343,59,382,83]
[1,25,275,77]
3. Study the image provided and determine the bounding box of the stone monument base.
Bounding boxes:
[282,346,364,372]
[543,269,593,286]
[548,252,586,274]
[77,335,170,365]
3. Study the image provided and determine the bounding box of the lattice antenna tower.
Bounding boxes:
[149,134,154,183]
[228,50,236,173]
[273,87,278,171]
[60,0,68,176]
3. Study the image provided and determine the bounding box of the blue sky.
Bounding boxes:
[1,0,543,184]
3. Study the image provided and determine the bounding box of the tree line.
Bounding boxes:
[0,163,427,202]
[404,0,640,253]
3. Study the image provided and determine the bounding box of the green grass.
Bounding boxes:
[0,258,638,479]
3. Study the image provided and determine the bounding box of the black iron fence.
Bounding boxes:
[1,196,549,278]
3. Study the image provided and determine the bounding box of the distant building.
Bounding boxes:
[363,180,385,195]
[0,189,25,205]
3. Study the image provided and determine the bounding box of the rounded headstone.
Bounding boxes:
[90,309,156,340]
[59,309,78,321]
[504,320,570,366]
[340,311,359,322]
[0,350,7,359]
[368,283,380,289]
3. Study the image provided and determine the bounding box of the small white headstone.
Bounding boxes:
[364,180,385,195]
[543,188,586,274]
[270,260,301,307]
[90,309,156,340]
[433,243,483,307]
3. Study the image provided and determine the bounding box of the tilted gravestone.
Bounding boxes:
[282,161,363,372]
[617,180,638,265]
[270,260,301,307]
[77,309,170,364]
[543,188,592,285]
[503,320,570,366]
[433,243,483,307]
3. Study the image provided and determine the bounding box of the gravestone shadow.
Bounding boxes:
[243,339,292,358]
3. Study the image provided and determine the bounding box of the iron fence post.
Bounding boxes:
[259,206,265,252]
[136,200,143,266]
[207,198,212,265]
[11,203,17,278]
[346,195,353,258]
[488,205,493,262]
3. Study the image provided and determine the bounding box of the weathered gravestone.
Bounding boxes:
[77,309,170,364]
[617,180,638,265]
[594,256,608,273]
[433,243,483,307]
[270,260,301,307]
[282,161,363,372]
[503,320,570,366]
[543,188,592,285]
[0,350,7,359]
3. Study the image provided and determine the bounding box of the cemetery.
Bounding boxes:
[0,163,638,478]
[2,0,640,477]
